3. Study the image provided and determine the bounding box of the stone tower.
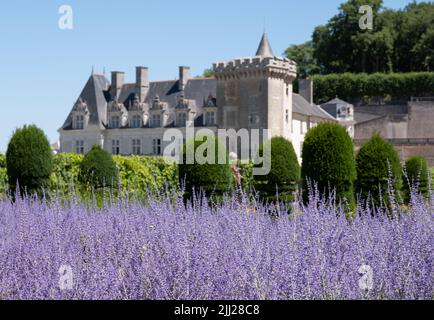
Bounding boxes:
[213,33,297,143]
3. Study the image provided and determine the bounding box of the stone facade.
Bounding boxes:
[350,99,434,166]
[59,33,335,162]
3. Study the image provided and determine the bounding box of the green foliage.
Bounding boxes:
[254,137,300,202]
[51,153,83,194]
[311,72,434,104]
[0,154,7,196]
[238,161,254,192]
[202,69,215,78]
[113,155,178,199]
[310,0,434,75]
[284,41,320,78]
[355,134,402,206]
[301,123,356,207]
[6,125,53,195]
[78,145,119,190]
[403,156,429,203]
[178,135,233,198]
[49,153,177,200]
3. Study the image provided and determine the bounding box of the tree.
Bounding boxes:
[284,41,320,78]
[78,145,118,190]
[6,124,53,195]
[355,134,402,207]
[403,156,429,203]
[312,0,392,74]
[301,123,356,208]
[178,135,233,199]
[254,137,300,202]
[203,69,215,78]
[307,0,434,74]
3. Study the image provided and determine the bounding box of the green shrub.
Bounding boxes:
[355,134,402,207]
[301,123,356,207]
[403,156,429,203]
[178,135,233,198]
[51,153,83,194]
[0,154,7,196]
[254,137,300,202]
[78,145,119,190]
[238,161,254,191]
[312,72,434,104]
[6,125,53,195]
[50,153,178,200]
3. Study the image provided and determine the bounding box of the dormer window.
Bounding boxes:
[72,98,89,129]
[131,115,142,128]
[203,94,217,127]
[76,115,84,129]
[205,111,216,126]
[177,112,187,127]
[110,115,120,129]
[151,114,161,128]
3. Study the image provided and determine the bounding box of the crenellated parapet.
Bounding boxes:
[213,56,297,83]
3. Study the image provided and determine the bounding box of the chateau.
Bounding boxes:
[59,33,335,161]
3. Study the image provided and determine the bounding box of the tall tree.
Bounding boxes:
[284,41,320,78]
[313,0,390,74]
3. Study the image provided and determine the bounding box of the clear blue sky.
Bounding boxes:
[0,0,418,152]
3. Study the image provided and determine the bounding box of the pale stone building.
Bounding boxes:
[59,33,334,162]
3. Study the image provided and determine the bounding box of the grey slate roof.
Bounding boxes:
[293,94,336,120]
[62,74,216,130]
[61,74,110,130]
[256,33,274,57]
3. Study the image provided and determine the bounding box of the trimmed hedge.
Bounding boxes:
[403,156,429,203]
[301,123,356,208]
[178,135,233,198]
[254,137,300,202]
[6,125,53,195]
[312,72,434,104]
[355,134,402,207]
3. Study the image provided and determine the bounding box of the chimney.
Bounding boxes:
[179,66,190,91]
[136,66,149,102]
[111,71,125,100]
[299,79,314,105]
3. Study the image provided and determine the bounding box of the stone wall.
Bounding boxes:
[355,139,434,167]
[408,100,434,139]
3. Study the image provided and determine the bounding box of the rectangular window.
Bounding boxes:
[177,112,187,127]
[131,115,142,128]
[111,115,120,129]
[132,139,141,155]
[76,115,84,129]
[285,110,289,124]
[75,140,84,154]
[153,138,161,155]
[151,114,161,128]
[205,111,216,126]
[112,140,120,155]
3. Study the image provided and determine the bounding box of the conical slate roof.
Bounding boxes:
[256,32,274,57]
